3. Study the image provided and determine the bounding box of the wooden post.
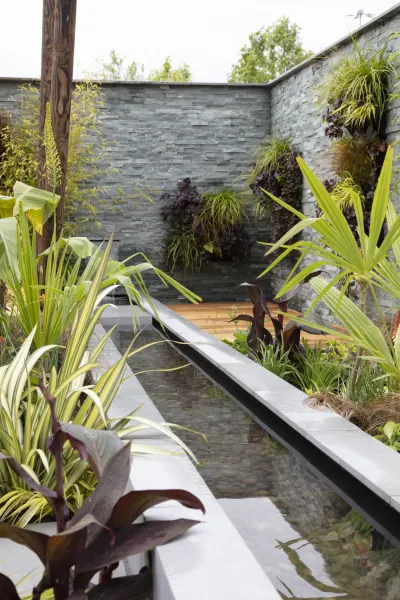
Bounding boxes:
[38,0,55,187]
[37,0,55,257]
[49,0,77,238]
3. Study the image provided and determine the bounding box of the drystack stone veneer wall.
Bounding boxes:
[1,4,400,307]
[0,80,272,303]
[98,83,272,302]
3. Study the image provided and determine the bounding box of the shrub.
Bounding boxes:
[0,83,125,234]
[247,138,303,244]
[162,180,250,271]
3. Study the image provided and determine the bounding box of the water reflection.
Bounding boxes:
[117,327,400,599]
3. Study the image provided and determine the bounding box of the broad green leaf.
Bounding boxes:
[383,421,397,442]
[0,195,16,218]
[13,182,60,234]
[0,217,18,276]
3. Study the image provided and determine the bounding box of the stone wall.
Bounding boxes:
[0,80,272,302]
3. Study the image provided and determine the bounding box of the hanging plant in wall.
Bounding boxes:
[317,39,396,138]
[247,138,303,244]
[317,38,397,236]
[161,179,250,272]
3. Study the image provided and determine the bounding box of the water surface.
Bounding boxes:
[117,327,400,599]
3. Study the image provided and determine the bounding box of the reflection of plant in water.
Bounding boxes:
[247,420,264,443]
[276,510,400,599]
[276,538,346,596]
[205,383,228,401]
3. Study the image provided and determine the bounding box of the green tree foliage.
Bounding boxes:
[149,56,192,82]
[229,17,313,83]
[93,48,144,81]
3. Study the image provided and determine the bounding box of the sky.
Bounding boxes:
[1,0,398,82]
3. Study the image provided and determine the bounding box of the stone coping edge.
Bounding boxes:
[91,319,281,600]
[119,298,400,514]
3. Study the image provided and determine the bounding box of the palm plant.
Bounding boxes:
[260,146,400,398]
[260,146,398,315]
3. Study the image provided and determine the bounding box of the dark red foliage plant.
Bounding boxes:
[0,381,205,600]
[231,275,323,357]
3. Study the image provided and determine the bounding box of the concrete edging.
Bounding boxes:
[92,314,281,600]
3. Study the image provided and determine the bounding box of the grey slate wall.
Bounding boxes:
[96,83,272,302]
[0,81,272,303]
[269,7,400,317]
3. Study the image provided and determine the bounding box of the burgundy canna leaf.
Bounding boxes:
[0,573,21,600]
[109,489,205,529]
[0,521,48,565]
[76,519,200,574]
[87,570,151,600]
[229,314,254,324]
[54,423,125,479]
[68,443,132,545]
[47,515,113,579]
[67,592,87,600]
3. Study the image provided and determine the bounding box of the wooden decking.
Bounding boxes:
[166,301,341,344]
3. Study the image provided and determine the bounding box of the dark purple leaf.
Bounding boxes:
[88,571,152,600]
[284,327,301,350]
[47,514,112,578]
[274,270,322,304]
[68,443,132,544]
[0,522,48,565]
[76,519,200,573]
[0,573,21,600]
[54,423,125,479]
[261,328,274,346]
[109,489,205,529]
[258,293,282,338]
[299,323,326,335]
[239,282,260,305]
[229,314,254,324]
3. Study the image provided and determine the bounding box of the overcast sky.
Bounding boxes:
[1,0,397,82]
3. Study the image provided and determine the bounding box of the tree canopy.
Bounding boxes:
[229,17,313,83]
[92,49,144,81]
[148,56,191,82]
[92,50,191,82]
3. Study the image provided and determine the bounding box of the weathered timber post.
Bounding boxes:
[43,0,77,240]
[37,0,55,256]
